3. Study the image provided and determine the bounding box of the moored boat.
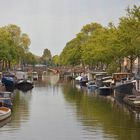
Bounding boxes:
[16,79,34,92]
[86,81,98,90]
[98,86,113,96]
[114,82,134,100]
[1,73,16,92]
[92,72,107,87]
[0,107,11,121]
[123,95,140,108]
[75,75,88,86]
[0,91,13,98]
[112,73,134,100]
[75,75,82,82]
[0,91,13,108]
[0,116,11,127]
[79,76,88,86]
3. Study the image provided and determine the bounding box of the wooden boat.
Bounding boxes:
[0,107,11,121]
[16,79,34,92]
[0,116,11,127]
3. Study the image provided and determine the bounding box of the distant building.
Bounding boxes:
[122,57,140,75]
[133,57,140,75]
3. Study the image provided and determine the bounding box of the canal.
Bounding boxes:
[0,74,140,140]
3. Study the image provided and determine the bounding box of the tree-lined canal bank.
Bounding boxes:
[0,75,140,140]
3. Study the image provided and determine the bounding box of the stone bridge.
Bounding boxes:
[25,65,87,78]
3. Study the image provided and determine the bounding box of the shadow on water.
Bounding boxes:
[62,81,140,140]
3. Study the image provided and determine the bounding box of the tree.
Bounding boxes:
[25,52,37,65]
[60,38,82,66]
[42,48,52,66]
[58,5,140,75]
[118,5,140,73]
[0,27,12,70]
[20,33,31,53]
[0,24,32,70]
[52,55,60,66]
[81,23,106,69]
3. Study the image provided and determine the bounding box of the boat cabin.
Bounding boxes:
[112,73,131,83]
[89,72,107,80]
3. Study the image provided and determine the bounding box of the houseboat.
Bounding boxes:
[113,73,134,100]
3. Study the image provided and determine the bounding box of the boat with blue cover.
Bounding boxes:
[0,91,13,108]
[1,72,16,92]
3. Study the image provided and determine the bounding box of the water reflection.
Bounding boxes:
[42,72,60,85]
[0,90,31,131]
[0,117,11,128]
[1,74,140,140]
[63,82,140,140]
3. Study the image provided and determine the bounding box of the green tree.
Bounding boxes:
[52,55,60,66]
[0,24,32,70]
[20,33,31,52]
[58,5,140,75]
[0,27,12,70]
[25,52,37,65]
[81,23,105,69]
[60,38,82,66]
[118,5,140,72]
[42,48,52,66]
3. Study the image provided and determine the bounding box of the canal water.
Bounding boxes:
[1,74,140,140]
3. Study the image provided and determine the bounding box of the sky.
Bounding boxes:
[0,0,140,56]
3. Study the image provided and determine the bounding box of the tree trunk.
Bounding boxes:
[5,60,8,70]
[2,60,5,70]
[138,57,140,75]
[130,58,133,74]
[8,60,11,70]
[119,60,122,72]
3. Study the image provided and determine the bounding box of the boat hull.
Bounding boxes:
[0,107,11,121]
[114,82,134,100]
[16,80,34,92]
[98,87,113,96]
[0,91,13,108]
[0,98,13,108]
[79,81,88,86]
